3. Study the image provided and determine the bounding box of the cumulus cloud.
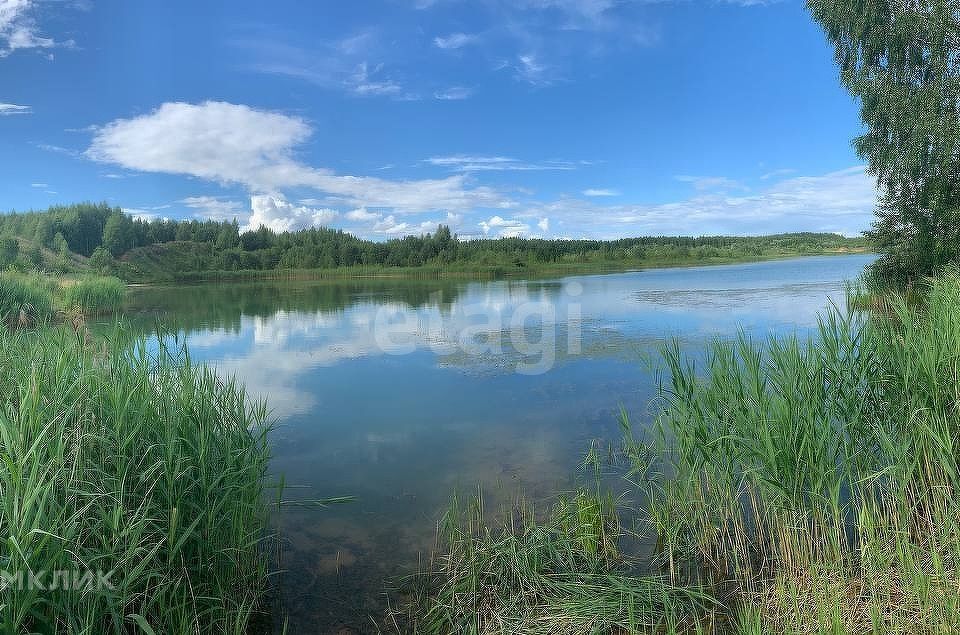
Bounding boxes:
[87,101,511,214]
[345,207,382,222]
[480,215,531,238]
[87,101,313,188]
[181,196,246,221]
[372,214,410,235]
[82,102,875,240]
[246,195,338,232]
[0,102,30,114]
[123,208,167,222]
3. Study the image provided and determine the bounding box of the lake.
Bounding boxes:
[123,253,875,633]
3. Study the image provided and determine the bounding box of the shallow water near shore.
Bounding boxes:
[121,253,875,633]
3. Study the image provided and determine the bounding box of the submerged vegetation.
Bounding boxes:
[407,271,960,633]
[0,326,272,633]
[401,489,713,634]
[0,202,869,282]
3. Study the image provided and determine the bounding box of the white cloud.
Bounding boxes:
[36,142,79,157]
[427,155,578,172]
[0,0,74,58]
[181,196,246,221]
[345,207,381,222]
[87,101,313,189]
[238,31,414,99]
[29,182,46,187]
[372,214,410,235]
[0,0,49,56]
[87,101,510,214]
[434,32,479,49]
[516,166,876,238]
[480,215,531,237]
[246,195,338,233]
[350,61,403,96]
[83,103,874,240]
[0,102,30,114]
[513,53,554,86]
[434,86,474,100]
[343,209,461,238]
[123,208,167,222]
[582,188,618,197]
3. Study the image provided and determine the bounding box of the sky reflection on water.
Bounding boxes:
[124,254,875,632]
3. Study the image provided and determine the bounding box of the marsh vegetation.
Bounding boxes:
[0,271,125,326]
[0,326,272,633]
[404,271,960,634]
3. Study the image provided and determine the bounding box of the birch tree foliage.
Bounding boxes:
[808,0,960,282]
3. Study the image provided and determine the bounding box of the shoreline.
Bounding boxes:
[126,248,876,287]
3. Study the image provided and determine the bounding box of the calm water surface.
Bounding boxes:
[124,254,875,633]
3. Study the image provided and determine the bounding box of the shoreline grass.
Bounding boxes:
[59,275,126,314]
[0,325,273,633]
[398,489,714,634]
[408,269,960,634]
[642,271,960,632]
[132,249,875,285]
[0,271,56,326]
[0,271,127,325]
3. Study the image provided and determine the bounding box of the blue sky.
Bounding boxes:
[0,0,875,239]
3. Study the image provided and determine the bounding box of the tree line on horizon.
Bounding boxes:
[0,203,866,278]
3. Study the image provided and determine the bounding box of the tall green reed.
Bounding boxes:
[410,270,960,634]
[0,271,56,325]
[645,270,960,633]
[60,275,126,314]
[0,325,272,634]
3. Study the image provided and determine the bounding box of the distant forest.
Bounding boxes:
[0,202,869,281]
